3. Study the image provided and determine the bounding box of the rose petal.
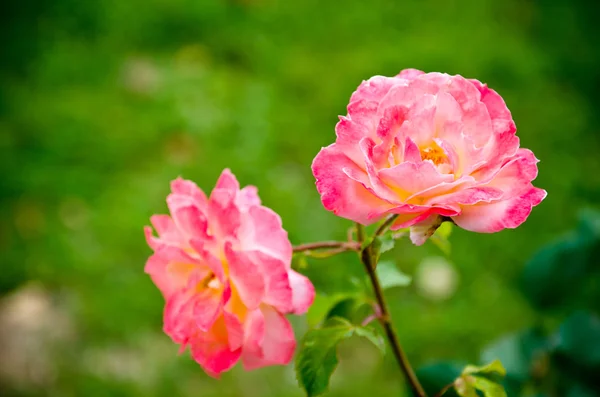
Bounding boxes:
[379,161,453,201]
[288,270,315,315]
[238,206,292,264]
[242,306,296,370]
[189,316,242,378]
[224,242,265,310]
[452,187,547,233]
[312,144,395,225]
[170,177,208,209]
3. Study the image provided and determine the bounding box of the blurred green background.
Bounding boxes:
[1,0,599,396]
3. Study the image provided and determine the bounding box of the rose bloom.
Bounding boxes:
[312,69,546,244]
[144,169,314,377]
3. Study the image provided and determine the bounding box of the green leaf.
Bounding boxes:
[454,376,478,397]
[481,332,532,380]
[354,325,386,354]
[295,320,355,396]
[325,297,363,324]
[306,294,354,328]
[362,233,396,265]
[375,260,412,290]
[377,234,395,255]
[436,221,454,239]
[470,376,508,397]
[430,221,453,255]
[462,360,506,377]
[360,236,375,251]
[454,361,508,397]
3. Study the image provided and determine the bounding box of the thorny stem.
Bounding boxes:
[356,221,428,397]
[292,241,360,253]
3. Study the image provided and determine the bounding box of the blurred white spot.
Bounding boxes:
[0,283,74,389]
[415,256,459,301]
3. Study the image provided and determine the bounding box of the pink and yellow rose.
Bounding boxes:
[312,69,546,244]
[144,170,314,377]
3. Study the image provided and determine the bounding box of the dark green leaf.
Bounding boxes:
[306,294,348,328]
[375,260,411,290]
[295,320,355,396]
[325,297,368,324]
[577,208,600,245]
[521,208,600,310]
[557,311,600,368]
[481,334,529,380]
[566,383,599,397]
[521,234,589,309]
[307,293,370,327]
[416,362,464,397]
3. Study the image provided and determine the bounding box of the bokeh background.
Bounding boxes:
[1,0,599,396]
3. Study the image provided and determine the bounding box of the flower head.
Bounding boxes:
[145,169,314,377]
[312,69,546,244]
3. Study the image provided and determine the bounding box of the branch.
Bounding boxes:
[292,241,360,253]
[433,382,454,397]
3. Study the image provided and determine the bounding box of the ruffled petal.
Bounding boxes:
[379,161,453,201]
[189,316,242,378]
[170,177,208,209]
[452,187,547,233]
[288,270,315,315]
[235,185,261,211]
[224,243,265,310]
[242,306,296,370]
[238,206,292,264]
[312,144,395,225]
[396,68,425,80]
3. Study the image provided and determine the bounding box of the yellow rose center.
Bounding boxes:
[420,142,452,174]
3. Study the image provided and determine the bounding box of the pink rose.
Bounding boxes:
[144,170,314,377]
[312,69,546,245]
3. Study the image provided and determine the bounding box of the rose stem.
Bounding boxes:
[292,241,360,253]
[356,221,428,397]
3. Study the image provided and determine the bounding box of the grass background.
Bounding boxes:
[1,0,599,396]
